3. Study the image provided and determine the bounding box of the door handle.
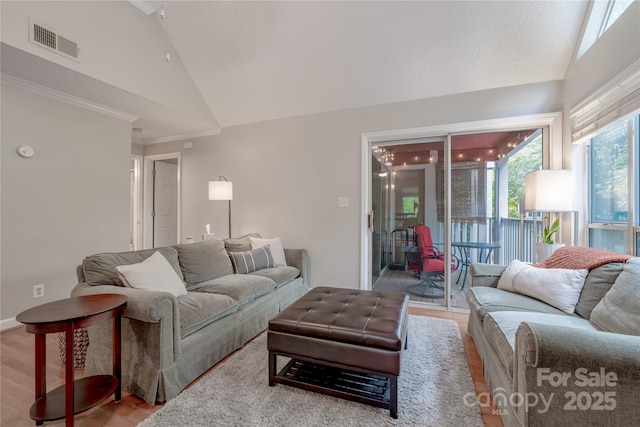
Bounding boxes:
[368,210,375,233]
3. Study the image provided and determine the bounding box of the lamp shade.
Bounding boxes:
[524,170,574,212]
[208,180,233,201]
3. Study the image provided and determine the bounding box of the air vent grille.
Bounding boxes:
[29,19,80,61]
[33,24,56,49]
[57,35,79,59]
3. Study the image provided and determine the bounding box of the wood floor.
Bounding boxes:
[373,267,470,309]
[1,307,502,427]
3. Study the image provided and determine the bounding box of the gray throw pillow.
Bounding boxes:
[173,239,234,286]
[229,246,277,274]
[590,258,640,336]
[83,247,182,286]
[223,233,261,252]
[574,262,625,319]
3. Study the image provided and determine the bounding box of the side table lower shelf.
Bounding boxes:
[16,294,127,426]
[30,375,119,422]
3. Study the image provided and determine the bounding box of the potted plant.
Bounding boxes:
[535,217,564,262]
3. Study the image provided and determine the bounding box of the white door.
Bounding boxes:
[153,160,178,247]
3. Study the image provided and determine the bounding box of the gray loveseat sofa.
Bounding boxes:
[71,234,308,404]
[466,247,640,427]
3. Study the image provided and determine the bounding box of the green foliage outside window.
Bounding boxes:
[590,120,629,223]
[507,135,542,218]
[403,197,419,214]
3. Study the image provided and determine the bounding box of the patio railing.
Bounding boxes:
[450,217,542,264]
[500,217,542,263]
[387,216,543,273]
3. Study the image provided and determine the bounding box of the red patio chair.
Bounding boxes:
[405,225,458,299]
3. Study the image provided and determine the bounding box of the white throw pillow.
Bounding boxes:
[496,259,529,293]
[497,259,588,314]
[116,251,187,297]
[250,237,287,266]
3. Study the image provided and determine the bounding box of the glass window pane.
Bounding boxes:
[590,121,629,223]
[636,231,640,256]
[507,133,542,218]
[602,0,634,33]
[589,228,626,253]
[395,170,424,229]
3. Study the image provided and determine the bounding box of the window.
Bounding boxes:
[587,115,639,254]
[590,120,629,224]
[402,196,419,215]
[600,0,634,35]
[576,0,634,59]
[507,132,542,218]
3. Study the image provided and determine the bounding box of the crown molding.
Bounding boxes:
[1,73,139,123]
[144,128,221,145]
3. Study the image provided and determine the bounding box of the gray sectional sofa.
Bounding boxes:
[467,252,640,427]
[71,233,308,404]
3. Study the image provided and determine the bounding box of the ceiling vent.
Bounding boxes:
[29,19,80,62]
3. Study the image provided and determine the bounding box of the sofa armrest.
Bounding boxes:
[71,282,181,359]
[284,248,309,281]
[469,263,506,287]
[72,282,178,323]
[513,322,640,426]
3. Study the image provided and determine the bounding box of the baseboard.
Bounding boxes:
[1,317,21,332]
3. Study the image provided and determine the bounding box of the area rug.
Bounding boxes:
[137,315,483,426]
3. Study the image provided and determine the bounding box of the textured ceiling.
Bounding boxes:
[1,1,589,142]
[164,1,588,128]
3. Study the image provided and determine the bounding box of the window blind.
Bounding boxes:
[130,167,136,251]
[436,161,487,223]
[571,59,640,144]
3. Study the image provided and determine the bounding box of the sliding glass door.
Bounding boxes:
[367,125,546,310]
[370,139,448,308]
[371,155,392,284]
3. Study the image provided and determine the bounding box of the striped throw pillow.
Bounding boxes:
[229,245,277,274]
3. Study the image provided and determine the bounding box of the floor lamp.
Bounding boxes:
[524,170,577,261]
[209,176,233,238]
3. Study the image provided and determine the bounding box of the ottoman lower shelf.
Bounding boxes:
[271,357,394,412]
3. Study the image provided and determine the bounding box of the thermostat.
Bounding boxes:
[17,145,35,158]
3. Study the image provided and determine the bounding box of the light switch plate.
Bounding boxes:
[338,196,349,208]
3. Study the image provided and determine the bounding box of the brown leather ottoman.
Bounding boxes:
[268,286,409,418]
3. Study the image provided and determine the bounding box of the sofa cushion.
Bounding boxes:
[249,266,300,288]
[466,286,573,322]
[223,233,261,252]
[470,263,507,287]
[497,260,588,314]
[189,274,276,305]
[83,247,182,287]
[590,258,640,336]
[173,240,234,286]
[250,236,287,266]
[483,311,598,380]
[116,251,187,297]
[229,246,277,274]
[178,292,238,338]
[575,262,625,320]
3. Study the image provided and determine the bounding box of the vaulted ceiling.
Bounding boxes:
[1,1,589,143]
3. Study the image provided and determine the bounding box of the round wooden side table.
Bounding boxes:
[16,294,127,427]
